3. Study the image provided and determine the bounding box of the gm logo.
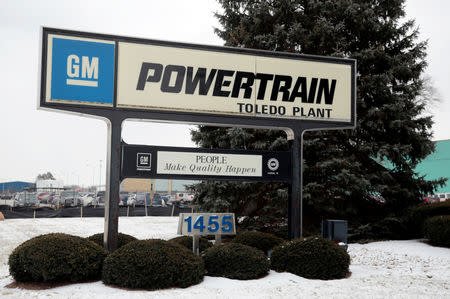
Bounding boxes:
[50,37,115,104]
[66,54,99,87]
[137,153,152,171]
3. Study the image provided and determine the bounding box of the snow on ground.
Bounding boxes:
[0,217,449,298]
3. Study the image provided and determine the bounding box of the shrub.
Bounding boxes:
[87,232,137,250]
[202,243,269,280]
[231,231,283,254]
[102,239,204,289]
[405,201,450,238]
[238,216,288,239]
[169,236,212,253]
[348,216,408,242]
[9,233,107,282]
[271,237,350,280]
[424,215,450,247]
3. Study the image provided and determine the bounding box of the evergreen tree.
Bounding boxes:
[190,127,289,217]
[36,172,55,181]
[190,0,445,221]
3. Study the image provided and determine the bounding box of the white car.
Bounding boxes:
[175,193,195,202]
[127,194,136,206]
[182,193,195,202]
[81,194,98,207]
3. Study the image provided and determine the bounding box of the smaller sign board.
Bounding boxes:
[178,213,236,236]
[121,143,292,182]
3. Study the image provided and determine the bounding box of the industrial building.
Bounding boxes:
[0,181,34,193]
[120,179,196,193]
[415,139,450,193]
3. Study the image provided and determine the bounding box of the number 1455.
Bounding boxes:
[184,215,233,233]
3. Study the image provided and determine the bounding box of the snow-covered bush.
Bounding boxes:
[271,237,350,280]
[169,236,212,253]
[231,231,283,254]
[87,232,137,250]
[424,215,450,247]
[202,243,269,280]
[102,239,204,289]
[9,233,107,282]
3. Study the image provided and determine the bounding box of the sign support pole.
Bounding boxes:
[288,127,303,240]
[104,117,122,253]
[193,235,200,256]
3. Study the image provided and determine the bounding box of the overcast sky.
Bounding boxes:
[0,0,448,187]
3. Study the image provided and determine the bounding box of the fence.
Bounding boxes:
[0,205,193,219]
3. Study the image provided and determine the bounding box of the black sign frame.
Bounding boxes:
[121,143,292,182]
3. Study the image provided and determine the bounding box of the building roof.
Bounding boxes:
[0,181,34,193]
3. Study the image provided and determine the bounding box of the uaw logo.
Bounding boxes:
[267,158,279,172]
[50,37,115,104]
[137,153,152,171]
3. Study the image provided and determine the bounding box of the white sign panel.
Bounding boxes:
[157,151,262,177]
[116,42,352,122]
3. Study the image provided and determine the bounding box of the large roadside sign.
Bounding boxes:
[39,28,356,128]
[38,27,356,251]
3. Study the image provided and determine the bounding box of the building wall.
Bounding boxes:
[121,179,151,192]
[415,139,450,193]
[120,179,197,193]
[36,179,64,191]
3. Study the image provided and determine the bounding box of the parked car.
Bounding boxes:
[161,195,170,205]
[423,194,437,203]
[127,193,136,206]
[135,192,149,206]
[14,192,39,207]
[175,193,194,203]
[119,191,130,206]
[96,191,106,205]
[60,190,82,207]
[367,192,385,204]
[165,195,178,205]
[182,194,194,203]
[1,194,19,207]
[148,193,162,207]
[81,193,97,207]
[436,193,450,202]
[37,192,54,204]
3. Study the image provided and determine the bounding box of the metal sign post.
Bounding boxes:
[289,127,303,239]
[38,27,356,251]
[103,118,122,252]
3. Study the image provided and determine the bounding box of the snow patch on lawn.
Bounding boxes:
[1,217,449,298]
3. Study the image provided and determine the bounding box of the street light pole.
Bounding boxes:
[99,160,103,190]
[86,163,95,190]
